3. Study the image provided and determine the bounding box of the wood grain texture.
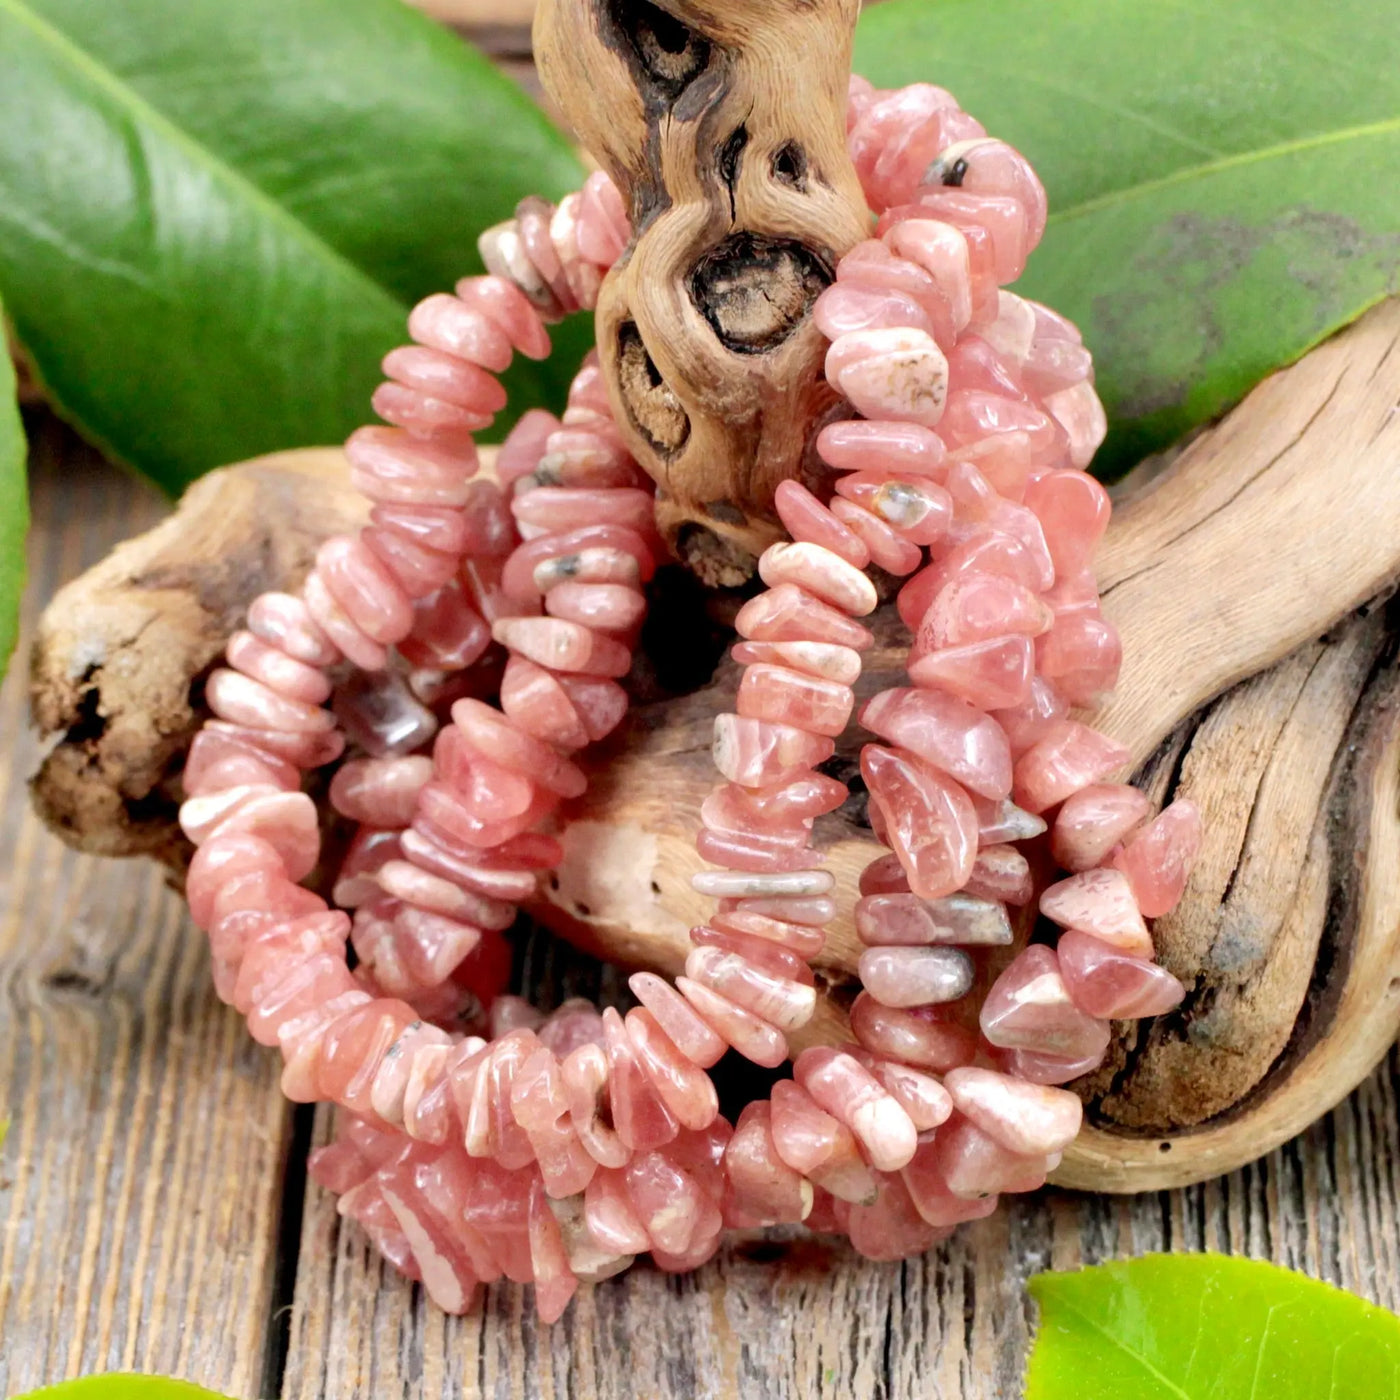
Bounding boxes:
[7,424,1400,1399]
[0,424,295,1398]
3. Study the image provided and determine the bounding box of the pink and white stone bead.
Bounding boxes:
[173,80,1204,1321]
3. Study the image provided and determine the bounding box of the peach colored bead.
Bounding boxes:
[908,635,1035,710]
[862,686,1012,800]
[737,663,854,738]
[533,546,641,592]
[302,571,389,671]
[919,573,1053,649]
[601,1008,678,1153]
[852,1053,953,1133]
[980,945,1111,1060]
[730,639,863,686]
[991,674,1068,756]
[930,1116,1052,1200]
[861,744,978,900]
[544,582,646,634]
[722,893,836,926]
[627,972,726,1069]
[314,536,415,645]
[186,832,286,929]
[398,581,491,672]
[897,532,1042,628]
[675,976,788,1068]
[408,293,513,372]
[362,525,459,599]
[583,1169,650,1254]
[1111,799,1203,918]
[556,674,629,742]
[814,281,937,342]
[833,473,952,546]
[883,219,973,331]
[450,699,588,798]
[712,714,835,787]
[825,327,949,427]
[372,382,491,439]
[858,945,973,1007]
[758,541,879,617]
[511,486,654,539]
[246,592,340,667]
[1057,931,1186,1020]
[769,1080,879,1206]
[501,523,655,601]
[345,426,478,508]
[378,861,514,930]
[855,890,1012,946]
[1012,720,1130,814]
[499,656,590,750]
[491,616,632,677]
[330,756,433,827]
[183,727,299,796]
[625,1008,719,1131]
[850,993,978,1071]
[1040,868,1151,956]
[1045,380,1108,470]
[684,945,816,1033]
[829,497,923,575]
[205,668,335,736]
[1037,612,1122,706]
[772,479,871,569]
[817,419,947,479]
[382,344,507,413]
[710,908,825,960]
[734,583,874,650]
[724,1103,813,1226]
[965,845,1033,905]
[225,630,331,706]
[1024,468,1110,576]
[1051,783,1153,872]
[454,275,552,360]
[794,1047,917,1173]
[944,1066,1082,1156]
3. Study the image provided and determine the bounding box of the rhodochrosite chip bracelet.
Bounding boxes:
[175,77,1202,1321]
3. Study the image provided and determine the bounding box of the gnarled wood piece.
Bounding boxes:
[534,0,869,582]
[26,300,1400,1192]
[28,449,365,866]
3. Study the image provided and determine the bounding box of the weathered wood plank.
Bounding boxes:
[0,426,295,1398]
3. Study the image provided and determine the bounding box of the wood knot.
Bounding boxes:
[690,233,831,354]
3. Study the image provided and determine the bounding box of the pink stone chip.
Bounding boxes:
[980,945,1111,1061]
[862,686,1013,799]
[1040,868,1151,956]
[1111,799,1203,918]
[861,745,978,900]
[1057,931,1186,1020]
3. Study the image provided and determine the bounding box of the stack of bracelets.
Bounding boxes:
[176,75,1202,1321]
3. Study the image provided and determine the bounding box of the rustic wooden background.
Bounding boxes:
[6,5,1400,1398]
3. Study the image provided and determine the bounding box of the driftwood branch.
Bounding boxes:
[535,0,869,583]
[27,300,1400,1193]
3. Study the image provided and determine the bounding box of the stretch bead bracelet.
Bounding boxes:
[175,77,1202,1320]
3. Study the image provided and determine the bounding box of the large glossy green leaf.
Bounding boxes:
[0,304,27,681]
[1027,1255,1400,1399]
[0,0,589,495]
[856,0,1400,472]
[13,1380,232,1400]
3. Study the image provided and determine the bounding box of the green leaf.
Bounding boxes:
[855,0,1400,473]
[12,1379,234,1400]
[0,305,28,681]
[1027,1255,1400,1399]
[0,0,589,495]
